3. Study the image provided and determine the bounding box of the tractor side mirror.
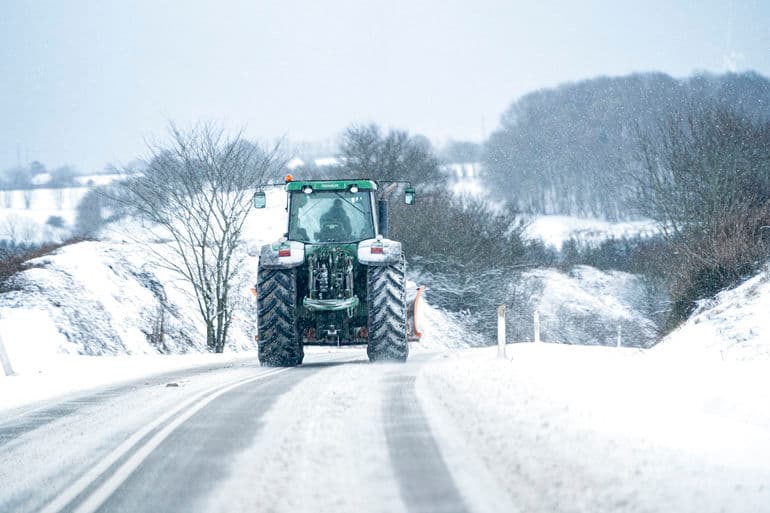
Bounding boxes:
[253,191,266,209]
[404,187,416,205]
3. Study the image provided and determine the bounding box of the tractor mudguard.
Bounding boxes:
[259,240,305,269]
[357,238,403,266]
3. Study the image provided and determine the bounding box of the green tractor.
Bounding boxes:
[252,177,417,366]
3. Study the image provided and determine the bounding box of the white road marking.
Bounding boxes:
[72,367,292,513]
[38,367,288,513]
[0,359,261,425]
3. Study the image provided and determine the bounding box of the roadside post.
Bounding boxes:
[534,310,541,344]
[0,334,15,376]
[617,325,622,348]
[497,304,506,359]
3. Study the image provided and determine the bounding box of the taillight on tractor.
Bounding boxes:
[278,248,291,257]
[370,246,383,254]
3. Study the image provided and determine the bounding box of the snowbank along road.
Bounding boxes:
[2,344,769,513]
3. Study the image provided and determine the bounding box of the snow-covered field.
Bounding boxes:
[0,187,90,243]
[442,163,485,197]
[524,215,659,250]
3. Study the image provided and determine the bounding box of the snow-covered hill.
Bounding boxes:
[519,266,660,347]
[653,266,770,361]
[0,189,286,375]
[0,240,260,372]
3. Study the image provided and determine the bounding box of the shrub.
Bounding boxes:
[46,215,65,229]
[634,102,770,331]
[390,191,527,268]
[0,239,87,292]
[664,207,770,328]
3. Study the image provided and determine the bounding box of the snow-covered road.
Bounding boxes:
[1,345,768,513]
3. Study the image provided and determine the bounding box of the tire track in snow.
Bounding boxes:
[92,365,320,513]
[383,372,470,513]
[38,352,350,513]
[35,367,290,513]
[197,353,406,513]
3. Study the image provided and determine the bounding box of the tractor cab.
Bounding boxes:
[285,180,378,243]
[252,178,415,241]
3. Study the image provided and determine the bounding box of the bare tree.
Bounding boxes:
[635,103,770,237]
[22,189,33,209]
[75,187,108,236]
[339,124,445,187]
[54,188,64,210]
[1,215,20,245]
[1,214,37,246]
[118,123,282,352]
[50,166,76,188]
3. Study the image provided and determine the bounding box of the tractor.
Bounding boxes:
[252,176,418,366]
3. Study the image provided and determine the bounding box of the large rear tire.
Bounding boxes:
[366,256,409,362]
[257,267,304,367]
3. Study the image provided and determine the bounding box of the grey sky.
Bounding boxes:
[1,0,769,172]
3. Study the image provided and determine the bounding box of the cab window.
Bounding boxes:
[288,191,375,243]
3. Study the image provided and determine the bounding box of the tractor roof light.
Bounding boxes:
[284,174,294,183]
[302,186,313,194]
[350,185,359,193]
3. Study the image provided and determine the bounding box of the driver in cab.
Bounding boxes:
[318,198,352,241]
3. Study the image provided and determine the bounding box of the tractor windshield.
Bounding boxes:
[288,190,376,243]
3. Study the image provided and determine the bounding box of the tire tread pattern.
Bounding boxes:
[366,256,409,362]
[257,267,303,366]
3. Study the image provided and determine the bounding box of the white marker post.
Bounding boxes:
[0,334,15,376]
[497,305,506,359]
[616,325,622,348]
[534,310,541,344]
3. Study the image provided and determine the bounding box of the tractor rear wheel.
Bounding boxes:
[366,256,408,362]
[257,267,304,366]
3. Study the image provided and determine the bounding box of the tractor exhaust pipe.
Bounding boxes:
[378,199,389,238]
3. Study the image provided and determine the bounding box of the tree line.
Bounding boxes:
[0,161,79,190]
[483,71,770,220]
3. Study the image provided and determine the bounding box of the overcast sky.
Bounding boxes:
[1,0,769,172]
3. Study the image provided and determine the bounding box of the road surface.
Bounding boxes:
[2,345,769,513]
[0,350,510,513]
